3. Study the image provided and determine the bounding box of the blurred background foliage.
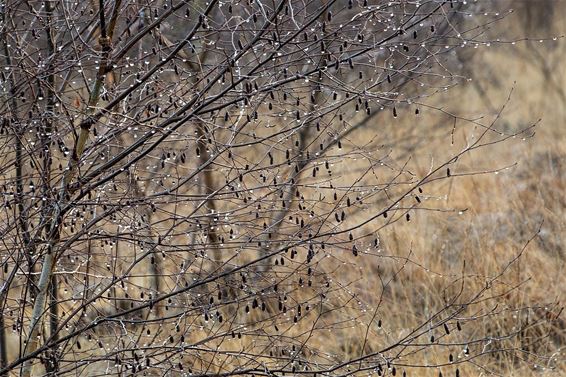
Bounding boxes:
[356,1,566,374]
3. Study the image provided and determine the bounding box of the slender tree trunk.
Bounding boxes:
[0,289,6,376]
[43,1,59,373]
[20,1,120,374]
[196,123,221,262]
[1,2,30,373]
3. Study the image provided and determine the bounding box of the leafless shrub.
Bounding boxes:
[0,0,559,376]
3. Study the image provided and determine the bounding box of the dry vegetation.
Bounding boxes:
[0,0,564,376]
[353,4,566,375]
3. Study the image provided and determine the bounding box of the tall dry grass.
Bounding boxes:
[322,3,566,375]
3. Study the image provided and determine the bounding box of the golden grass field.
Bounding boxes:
[342,4,566,375]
